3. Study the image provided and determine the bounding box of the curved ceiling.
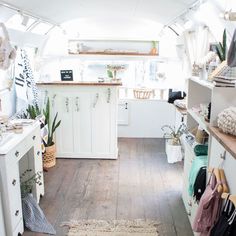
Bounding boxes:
[1,0,198,25]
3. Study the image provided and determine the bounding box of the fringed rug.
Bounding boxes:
[62,219,160,236]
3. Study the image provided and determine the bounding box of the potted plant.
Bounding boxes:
[162,124,187,163]
[150,41,158,55]
[43,98,61,168]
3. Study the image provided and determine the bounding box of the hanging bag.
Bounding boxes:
[0,22,16,70]
[192,172,222,235]
[227,29,236,67]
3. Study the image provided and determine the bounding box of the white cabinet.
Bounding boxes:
[0,122,44,236]
[38,84,119,159]
[0,193,6,236]
[182,77,236,234]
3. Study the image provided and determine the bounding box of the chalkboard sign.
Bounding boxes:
[60,70,73,81]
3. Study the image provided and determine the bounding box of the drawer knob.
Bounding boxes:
[32,135,36,140]
[12,179,16,186]
[15,210,19,216]
[15,151,19,157]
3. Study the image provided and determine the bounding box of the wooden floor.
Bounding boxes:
[24,138,193,236]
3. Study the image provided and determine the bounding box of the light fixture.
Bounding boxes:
[220,10,236,21]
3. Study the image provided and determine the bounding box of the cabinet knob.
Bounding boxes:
[15,210,19,216]
[15,151,19,157]
[32,135,36,140]
[12,179,17,186]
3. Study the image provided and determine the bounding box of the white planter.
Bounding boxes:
[165,139,182,163]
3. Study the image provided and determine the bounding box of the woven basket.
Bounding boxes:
[133,88,154,99]
[43,144,56,168]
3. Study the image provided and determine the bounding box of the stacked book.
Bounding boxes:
[213,75,236,87]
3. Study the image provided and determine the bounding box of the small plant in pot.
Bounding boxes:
[162,124,187,163]
[43,98,61,169]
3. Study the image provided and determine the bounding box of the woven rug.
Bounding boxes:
[62,219,160,236]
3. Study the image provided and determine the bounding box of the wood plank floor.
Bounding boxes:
[23,138,193,236]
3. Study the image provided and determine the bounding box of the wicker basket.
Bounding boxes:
[43,144,56,168]
[133,88,154,99]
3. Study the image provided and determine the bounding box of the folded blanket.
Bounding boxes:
[194,144,208,156]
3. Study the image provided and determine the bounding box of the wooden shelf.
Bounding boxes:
[208,126,236,160]
[188,109,210,134]
[36,81,122,86]
[69,52,158,57]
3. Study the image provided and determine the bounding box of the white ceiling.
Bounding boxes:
[1,0,198,25]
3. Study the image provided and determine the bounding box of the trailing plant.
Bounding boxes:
[26,104,41,119]
[162,123,188,145]
[20,169,42,198]
[216,29,227,62]
[43,98,61,147]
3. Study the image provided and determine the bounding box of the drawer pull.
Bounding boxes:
[15,210,19,216]
[32,135,36,140]
[15,151,19,157]
[37,151,41,156]
[12,179,17,186]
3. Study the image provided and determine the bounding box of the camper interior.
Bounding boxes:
[0,0,236,235]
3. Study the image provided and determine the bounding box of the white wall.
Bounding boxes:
[118,99,176,138]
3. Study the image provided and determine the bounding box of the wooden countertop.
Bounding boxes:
[208,126,236,160]
[36,81,122,86]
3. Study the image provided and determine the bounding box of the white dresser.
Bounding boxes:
[0,121,44,236]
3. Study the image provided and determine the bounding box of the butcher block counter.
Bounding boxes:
[37,81,122,159]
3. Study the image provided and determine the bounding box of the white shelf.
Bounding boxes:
[190,76,214,90]
[188,109,210,134]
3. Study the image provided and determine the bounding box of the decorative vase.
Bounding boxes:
[43,144,56,168]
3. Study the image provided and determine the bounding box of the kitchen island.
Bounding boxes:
[37,81,122,159]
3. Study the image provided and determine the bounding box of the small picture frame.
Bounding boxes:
[60,70,73,81]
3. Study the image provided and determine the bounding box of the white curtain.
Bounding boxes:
[184,26,210,69]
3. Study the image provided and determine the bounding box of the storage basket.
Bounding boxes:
[133,88,154,99]
[43,144,56,168]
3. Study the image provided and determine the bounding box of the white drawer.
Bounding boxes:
[13,219,23,236]
[5,161,23,231]
[7,128,40,164]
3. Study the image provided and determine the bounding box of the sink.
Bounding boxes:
[0,133,13,146]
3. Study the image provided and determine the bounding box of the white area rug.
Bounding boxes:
[62,219,160,236]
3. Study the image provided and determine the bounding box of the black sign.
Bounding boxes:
[60,70,73,81]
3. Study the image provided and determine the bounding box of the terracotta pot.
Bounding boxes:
[43,144,56,168]
[150,47,158,55]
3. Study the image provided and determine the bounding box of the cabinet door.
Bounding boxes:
[53,95,74,157]
[73,93,92,156]
[118,101,129,125]
[91,88,115,157]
